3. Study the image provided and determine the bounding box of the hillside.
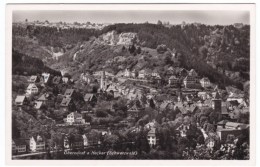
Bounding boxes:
[12,23,250,90]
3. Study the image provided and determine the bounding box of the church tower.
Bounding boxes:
[100,70,106,90]
[212,92,221,113]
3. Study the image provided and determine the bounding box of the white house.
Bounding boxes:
[42,73,50,83]
[138,70,146,79]
[82,134,89,147]
[26,83,38,95]
[147,128,157,147]
[200,77,211,88]
[124,68,131,78]
[151,70,160,78]
[29,135,45,152]
[66,112,85,125]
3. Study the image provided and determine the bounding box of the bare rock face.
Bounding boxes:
[100,30,138,46]
[118,32,138,45]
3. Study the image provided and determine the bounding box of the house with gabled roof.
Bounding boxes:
[29,135,45,152]
[168,75,181,87]
[106,83,121,97]
[216,121,249,143]
[197,91,210,100]
[188,69,198,77]
[66,112,85,125]
[200,77,211,88]
[138,69,146,79]
[80,72,94,84]
[60,97,75,112]
[151,69,160,78]
[64,89,75,98]
[12,139,28,154]
[34,101,43,110]
[124,68,131,78]
[41,73,51,84]
[37,93,53,105]
[147,128,157,147]
[127,100,145,118]
[26,83,38,95]
[15,95,28,106]
[183,75,199,89]
[62,77,69,83]
[84,93,97,104]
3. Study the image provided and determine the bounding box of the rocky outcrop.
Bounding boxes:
[100,30,138,46]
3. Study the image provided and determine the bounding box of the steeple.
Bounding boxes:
[100,70,106,90]
[212,91,221,113]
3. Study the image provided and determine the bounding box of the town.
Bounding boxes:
[12,65,249,159]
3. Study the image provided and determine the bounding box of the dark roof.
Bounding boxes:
[213,92,221,99]
[229,100,239,106]
[29,75,38,82]
[52,76,61,84]
[13,139,27,146]
[128,100,144,112]
[64,89,74,96]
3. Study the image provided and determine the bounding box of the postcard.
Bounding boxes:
[5,3,256,166]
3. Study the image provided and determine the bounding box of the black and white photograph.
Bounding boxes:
[5,3,256,165]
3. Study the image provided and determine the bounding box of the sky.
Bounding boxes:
[13,10,250,25]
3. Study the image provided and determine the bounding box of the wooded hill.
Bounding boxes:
[12,22,250,90]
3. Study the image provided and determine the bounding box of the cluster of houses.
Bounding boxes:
[123,67,211,89]
[12,130,109,155]
[12,135,45,154]
[12,67,249,155]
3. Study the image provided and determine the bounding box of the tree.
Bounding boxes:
[136,46,141,54]
[128,44,136,54]
[157,20,163,25]
[96,109,108,117]
[199,115,208,127]
[103,134,119,148]
[156,44,167,54]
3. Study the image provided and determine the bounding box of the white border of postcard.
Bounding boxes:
[5,3,256,166]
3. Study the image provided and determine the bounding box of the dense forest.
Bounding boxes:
[12,50,61,76]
